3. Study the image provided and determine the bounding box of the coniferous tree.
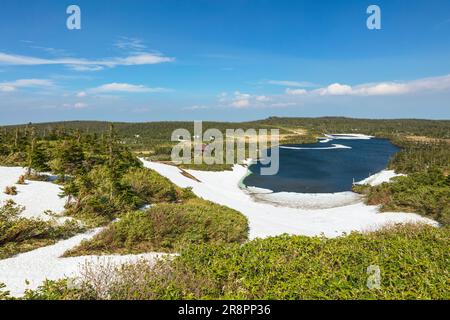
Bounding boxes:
[26,138,49,176]
[51,139,85,182]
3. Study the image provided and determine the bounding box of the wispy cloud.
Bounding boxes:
[183,105,209,110]
[266,80,317,87]
[63,102,88,109]
[89,83,170,94]
[285,88,307,95]
[0,79,54,92]
[24,42,70,57]
[255,95,271,102]
[0,52,175,71]
[114,36,147,52]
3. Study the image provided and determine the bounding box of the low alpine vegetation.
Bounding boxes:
[0,200,85,259]
[22,224,449,300]
[64,198,249,256]
[354,167,450,225]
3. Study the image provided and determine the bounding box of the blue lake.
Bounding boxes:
[243,137,400,193]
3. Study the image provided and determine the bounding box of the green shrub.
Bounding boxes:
[122,167,178,203]
[30,224,449,300]
[0,283,10,300]
[22,279,92,300]
[64,165,142,226]
[64,198,249,256]
[359,168,450,225]
[0,201,85,259]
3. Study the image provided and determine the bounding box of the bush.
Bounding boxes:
[16,175,26,185]
[30,224,449,300]
[64,198,249,256]
[127,224,448,300]
[122,167,178,203]
[0,283,10,300]
[64,165,141,226]
[359,168,450,225]
[3,186,17,195]
[0,201,85,259]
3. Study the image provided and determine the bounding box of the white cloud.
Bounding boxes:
[267,80,317,87]
[0,85,15,92]
[256,95,271,102]
[312,75,450,97]
[68,65,105,72]
[74,102,88,109]
[63,102,88,109]
[271,102,297,107]
[231,91,251,108]
[89,83,169,94]
[232,100,250,108]
[217,92,228,103]
[221,92,278,108]
[0,78,54,92]
[0,52,174,71]
[286,88,307,95]
[76,91,87,97]
[351,83,409,96]
[214,74,450,111]
[184,105,209,110]
[316,83,353,96]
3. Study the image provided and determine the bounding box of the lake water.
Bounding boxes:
[243,137,399,194]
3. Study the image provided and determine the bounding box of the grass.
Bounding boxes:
[64,198,249,256]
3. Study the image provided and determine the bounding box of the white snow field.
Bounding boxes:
[0,167,66,221]
[141,159,437,240]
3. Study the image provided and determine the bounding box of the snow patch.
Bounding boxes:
[280,144,352,150]
[356,170,405,186]
[0,167,67,222]
[324,133,374,140]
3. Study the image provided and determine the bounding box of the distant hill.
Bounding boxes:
[2,117,449,151]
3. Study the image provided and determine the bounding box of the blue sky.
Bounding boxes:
[0,0,450,124]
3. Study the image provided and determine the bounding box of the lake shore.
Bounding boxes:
[141,159,438,239]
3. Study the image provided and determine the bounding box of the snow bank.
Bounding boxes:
[0,167,67,221]
[141,159,437,240]
[247,188,362,209]
[0,228,166,297]
[324,133,375,140]
[356,170,405,186]
[280,144,352,150]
